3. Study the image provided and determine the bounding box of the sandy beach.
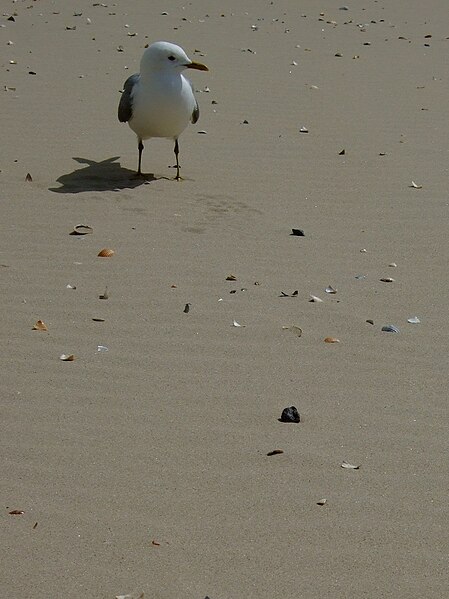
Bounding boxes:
[2,1,449,597]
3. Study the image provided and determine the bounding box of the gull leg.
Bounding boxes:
[137,139,144,175]
[174,139,181,180]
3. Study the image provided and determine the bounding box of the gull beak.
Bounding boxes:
[186,61,209,71]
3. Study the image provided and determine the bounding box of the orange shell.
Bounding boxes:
[324,336,340,343]
[97,248,115,257]
[32,319,48,331]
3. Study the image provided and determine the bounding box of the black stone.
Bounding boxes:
[279,406,300,423]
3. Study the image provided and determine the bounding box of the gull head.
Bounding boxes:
[140,41,208,75]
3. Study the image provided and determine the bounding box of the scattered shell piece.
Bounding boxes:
[151,540,161,546]
[97,345,109,352]
[59,354,75,361]
[309,295,323,303]
[282,325,302,337]
[410,181,422,189]
[325,285,337,294]
[71,224,93,235]
[355,274,366,280]
[324,336,340,343]
[9,510,25,515]
[407,316,420,324]
[299,126,309,133]
[381,324,400,333]
[366,319,374,325]
[380,277,394,283]
[341,460,360,470]
[316,498,327,506]
[32,319,48,331]
[360,248,367,253]
[291,228,305,236]
[339,148,345,155]
[267,449,284,456]
[280,290,298,297]
[25,173,32,182]
[183,303,191,313]
[92,317,105,322]
[66,284,76,289]
[226,274,237,281]
[99,287,109,300]
[388,262,397,268]
[98,248,114,257]
[232,319,245,327]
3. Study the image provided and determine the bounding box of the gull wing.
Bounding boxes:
[118,73,140,123]
[189,80,200,124]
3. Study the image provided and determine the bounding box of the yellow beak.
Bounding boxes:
[186,61,209,71]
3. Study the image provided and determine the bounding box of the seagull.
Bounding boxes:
[118,41,208,180]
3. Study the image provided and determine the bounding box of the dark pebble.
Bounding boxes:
[279,406,300,423]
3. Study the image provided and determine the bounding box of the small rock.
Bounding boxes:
[279,406,300,423]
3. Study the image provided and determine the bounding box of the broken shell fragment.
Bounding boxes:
[98,248,114,257]
[267,449,284,456]
[32,319,48,331]
[226,274,237,281]
[407,316,420,324]
[380,277,394,283]
[316,498,327,506]
[291,228,305,236]
[324,336,340,343]
[325,285,337,294]
[71,224,93,235]
[232,319,245,327]
[309,295,323,303]
[381,324,400,333]
[59,354,75,361]
[341,460,360,469]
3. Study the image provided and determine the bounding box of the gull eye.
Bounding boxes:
[168,55,176,61]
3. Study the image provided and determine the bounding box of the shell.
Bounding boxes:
[407,316,420,324]
[316,498,327,506]
[97,248,114,257]
[267,449,284,456]
[324,336,340,343]
[71,224,93,235]
[341,460,360,470]
[381,324,400,333]
[325,285,337,294]
[59,353,75,361]
[380,277,394,282]
[32,319,48,331]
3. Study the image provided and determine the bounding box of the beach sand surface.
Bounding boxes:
[2,1,449,597]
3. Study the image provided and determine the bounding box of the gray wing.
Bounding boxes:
[118,73,140,123]
[190,80,200,124]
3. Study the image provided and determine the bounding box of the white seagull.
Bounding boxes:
[118,41,208,180]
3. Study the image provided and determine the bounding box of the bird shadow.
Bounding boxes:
[49,156,156,193]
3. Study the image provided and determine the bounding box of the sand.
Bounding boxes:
[2,1,449,597]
